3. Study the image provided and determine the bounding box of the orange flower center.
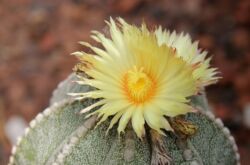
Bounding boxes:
[123,66,156,105]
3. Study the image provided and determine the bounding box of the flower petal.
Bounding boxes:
[144,106,173,134]
[118,106,134,135]
[106,110,124,134]
[131,106,145,138]
[153,99,195,117]
[71,18,219,139]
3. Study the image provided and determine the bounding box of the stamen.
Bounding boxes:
[123,66,156,105]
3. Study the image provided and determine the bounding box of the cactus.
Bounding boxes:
[9,73,240,165]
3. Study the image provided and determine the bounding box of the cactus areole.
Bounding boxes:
[9,18,240,165]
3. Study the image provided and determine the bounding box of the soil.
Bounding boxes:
[0,0,249,164]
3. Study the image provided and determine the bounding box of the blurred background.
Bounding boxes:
[0,0,249,164]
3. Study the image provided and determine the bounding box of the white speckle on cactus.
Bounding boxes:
[183,149,193,160]
[201,110,240,165]
[62,147,70,155]
[83,116,97,129]
[58,81,64,88]
[236,153,240,161]
[229,136,235,145]
[11,146,16,155]
[76,126,88,137]
[63,144,71,152]
[124,148,134,162]
[190,160,200,165]
[52,162,59,165]
[8,121,33,164]
[124,129,135,162]
[69,137,78,144]
[16,136,22,146]
[57,153,65,163]
[24,127,30,136]
[222,127,230,136]
[29,119,36,128]
[9,156,14,165]
[215,118,224,128]
[44,107,52,116]
[205,111,215,120]
[35,113,44,122]
[52,116,97,164]
[233,143,238,152]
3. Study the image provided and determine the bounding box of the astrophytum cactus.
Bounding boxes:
[9,74,240,165]
[9,18,240,165]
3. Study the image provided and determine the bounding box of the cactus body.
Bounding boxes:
[9,74,240,165]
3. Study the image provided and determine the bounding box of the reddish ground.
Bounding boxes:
[0,0,249,164]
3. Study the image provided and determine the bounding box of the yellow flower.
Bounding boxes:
[71,18,198,138]
[155,28,220,87]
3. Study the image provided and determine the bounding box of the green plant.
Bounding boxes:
[9,74,240,165]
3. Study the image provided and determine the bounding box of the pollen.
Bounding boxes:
[123,66,156,105]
